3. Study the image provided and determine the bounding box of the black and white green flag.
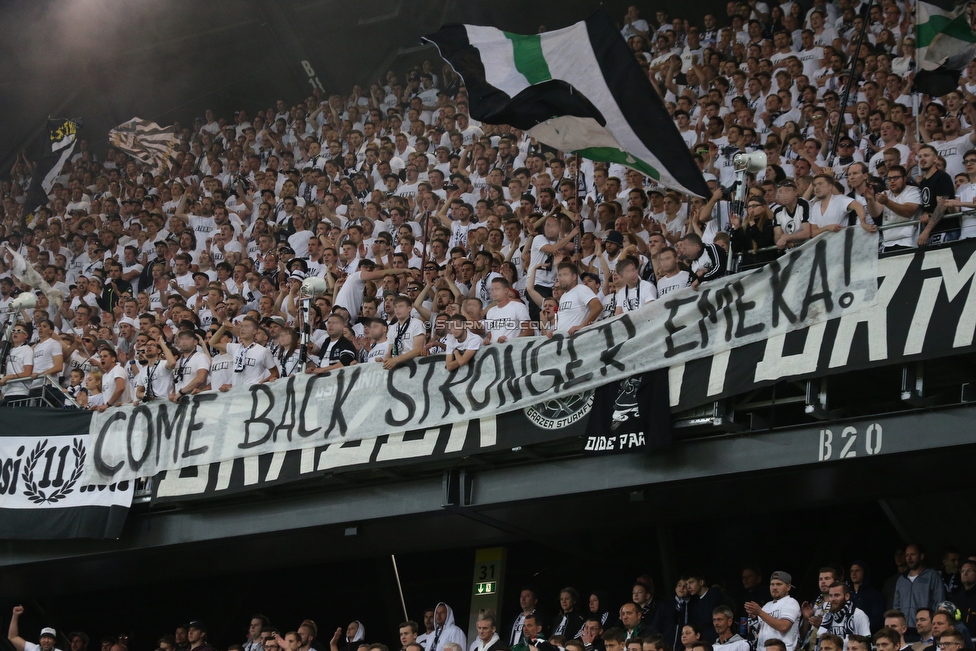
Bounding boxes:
[424,12,709,198]
[916,0,976,96]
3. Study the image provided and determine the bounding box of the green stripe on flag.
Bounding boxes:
[503,32,552,85]
[938,14,976,43]
[918,15,964,47]
[576,147,662,181]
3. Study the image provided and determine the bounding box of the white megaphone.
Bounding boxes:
[6,292,37,312]
[733,151,767,173]
[299,276,327,300]
[731,151,768,207]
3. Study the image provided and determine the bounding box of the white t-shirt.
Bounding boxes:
[226,341,277,386]
[867,144,909,175]
[210,352,233,389]
[389,317,426,356]
[334,271,368,322]
[360,340,389,363]
[556,284,598,333]
[174,351,210,393]
[810,194,855,228]
[31,337,63,388]
[484,300,530,343]
[934,134,975,178]
[446,331,482,356]
[880,186,921,248]
[138,359,174,401]
[102,364,133,405]
[615,280,658,313]
[657,270,692,296]
[756,596,801,651]
[529,236,557,287]
[957,183,976,239]
[2,345,33,397]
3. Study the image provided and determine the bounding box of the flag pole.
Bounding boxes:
[827,0,875,167]
[574,152,582,257]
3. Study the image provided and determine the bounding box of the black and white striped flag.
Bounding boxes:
[108,117,180,173]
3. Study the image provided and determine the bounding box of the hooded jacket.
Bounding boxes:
[426,603,467,651]
[894,568,946,623]
[850,560,886,631]
[343,621,365,651]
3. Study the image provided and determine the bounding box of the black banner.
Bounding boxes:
[584,370,672,453]
[151,395,599,503]
[22,119,79,228]
[670,240,976,411]
[0,409,132,540]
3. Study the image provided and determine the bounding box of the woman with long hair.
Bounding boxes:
[276,326,302,377]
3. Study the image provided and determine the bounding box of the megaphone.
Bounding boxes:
[733,151,767,173]
[299,276,328,300]
[6,292,37,312]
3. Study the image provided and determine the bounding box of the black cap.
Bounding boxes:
[188,621,207,633]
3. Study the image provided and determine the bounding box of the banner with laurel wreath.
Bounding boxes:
[0,410,132,540]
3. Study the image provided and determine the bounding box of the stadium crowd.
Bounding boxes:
[8,549,976,651]
[1,1,976,405]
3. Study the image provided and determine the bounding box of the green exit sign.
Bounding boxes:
[475,581,497,595]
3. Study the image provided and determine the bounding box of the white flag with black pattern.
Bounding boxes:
[108,117,181,173]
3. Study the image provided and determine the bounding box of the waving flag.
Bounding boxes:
[108,118,181,174]
[915,0,976,96]
[424,12,709,198]
[22,119,79,228]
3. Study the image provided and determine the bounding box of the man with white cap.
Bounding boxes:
[8,606,62,651]
[745,571,801,651]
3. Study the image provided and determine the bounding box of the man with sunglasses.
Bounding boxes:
[866,165,921,251]
[0,323,33,401]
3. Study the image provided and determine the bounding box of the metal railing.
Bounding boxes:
[0,375,81,409]
[735,210,973,272]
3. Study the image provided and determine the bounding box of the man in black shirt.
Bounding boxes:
[309,313,357,373]
[916,144,957,245]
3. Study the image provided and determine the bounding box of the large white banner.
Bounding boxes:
[1,419,134,539]
[85,230,879,483]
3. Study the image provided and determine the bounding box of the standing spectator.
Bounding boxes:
[746,571,801,651]
[679,234,728,289]
[483,278,531,344]
[712,607,749,651]
[68,634,88,651]
[210,317,280,388]
[884,549,909,611]
[849,562,886,633]
[737,568,772,621]
[619,604,644,641]
[910,609,934,651]
[613,259,657,315]
[96,344,131,409]
[0,322,33,401]
[187,623,213,651]
[686,572,733,642]
[245,617,270,651]
[511,590,542,648]
[511,616,552,651]
[866,166,921,252]
[399,622,419,651]
[425,603,466,651]
[444,314,480,371]
[817,583,871,643]
[915,146,957,246]
[469,613,506,651]
[552,262,601,335]
[7,606,60,651]
[940,549,962,596]
[30,319,63,389]
[383,296,426,370]
[951,561,976,630]
[894,545,947,625]
[170,329,210,401]
[551,590,585,639]
[418,610,436,649]
[309,313,357,373]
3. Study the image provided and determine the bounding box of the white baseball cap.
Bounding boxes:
[40,628,57,639]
